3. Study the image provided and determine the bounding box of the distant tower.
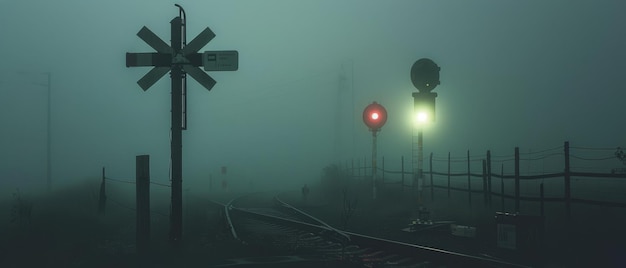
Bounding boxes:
[334,61,354,164]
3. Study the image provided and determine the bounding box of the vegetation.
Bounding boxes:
[9,188,32,227]
[320,163,350,201]
[339,187,357,231]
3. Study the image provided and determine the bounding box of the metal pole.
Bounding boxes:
[46,72,51,192]
[429,152,433,201]
[401,155,404,194]
[169,16,183,246]
[372,130,378,199]
[418,130,423,203]
[380,156,385,185]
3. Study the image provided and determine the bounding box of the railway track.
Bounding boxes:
[212,192,531,268]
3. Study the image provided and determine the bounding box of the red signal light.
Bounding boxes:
[363,102,387,130]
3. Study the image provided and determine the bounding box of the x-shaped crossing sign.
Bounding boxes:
[126,22,238,91]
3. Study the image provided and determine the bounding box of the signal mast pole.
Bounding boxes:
[363,101,387,200]
[372,129,378,199]
[410,58,440,206]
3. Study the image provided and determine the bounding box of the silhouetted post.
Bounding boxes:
[364,156,367,178]
[136,155,150,255]
[209,173,213,192]
[351,159,354,177]
[401,156,405,194]
[170,17,184,246]
[448,152,450,198]
[515,147,520,212]
[358,158,361,178]
[429,153,434,201]
[564,141,571,219]
[98,167,106,214]
[467,150,471,206]
[539,182,544,217]
[487,150,492,206]
[417,131,424,204]
[501,163,505,211]
[482,160,487,207]
[381,156,385,185]
[371,132,378,199]
[46,72,51,192]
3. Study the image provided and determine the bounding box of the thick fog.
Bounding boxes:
[1,0,625,195]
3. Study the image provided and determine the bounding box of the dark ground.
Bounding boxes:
[279,180,626,268]
[0,184,248,268]
[1,180,624,267]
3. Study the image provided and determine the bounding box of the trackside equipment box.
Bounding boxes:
[495,212,544,253]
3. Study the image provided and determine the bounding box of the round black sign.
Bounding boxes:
[411,58,440,92]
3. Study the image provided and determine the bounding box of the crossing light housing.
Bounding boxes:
[363,102,388,131]
[413,92,437,124]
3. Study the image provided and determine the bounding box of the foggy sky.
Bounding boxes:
[1,0,625,193]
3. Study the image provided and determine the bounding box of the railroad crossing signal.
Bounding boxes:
[124,5,238,247]
[126,26,238,91]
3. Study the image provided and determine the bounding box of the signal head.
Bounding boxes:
[363,101,388,131]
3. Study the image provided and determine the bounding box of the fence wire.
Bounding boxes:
[343,143,626,209]
[104,177,171,187]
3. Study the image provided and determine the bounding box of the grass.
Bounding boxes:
[0,182,247,268]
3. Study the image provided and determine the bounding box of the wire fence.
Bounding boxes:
[98,168,171,218]
[341,141,626,215]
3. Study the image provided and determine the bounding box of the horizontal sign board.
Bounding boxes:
[203,51,239,71]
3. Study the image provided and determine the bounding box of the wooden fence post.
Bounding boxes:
[98,167,106,214]
[358,158,361,178]
[482,159,488,207]
[515,147,520,213]
[382,156,385,183]
[136,155,150,255]
[539,182,544,217]
[487,150,492,207]
[467,150,471,207]
[363,156,367,178]
[351,159,354,177]
[448,152,450,199]
[430,153,434,201]
[564,141,571,219]
[401,156,404,194]
[501,163,505,211]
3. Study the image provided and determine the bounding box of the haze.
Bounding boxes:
[1,0,625,195]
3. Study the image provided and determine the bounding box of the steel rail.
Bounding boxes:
[219,193,532,268]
